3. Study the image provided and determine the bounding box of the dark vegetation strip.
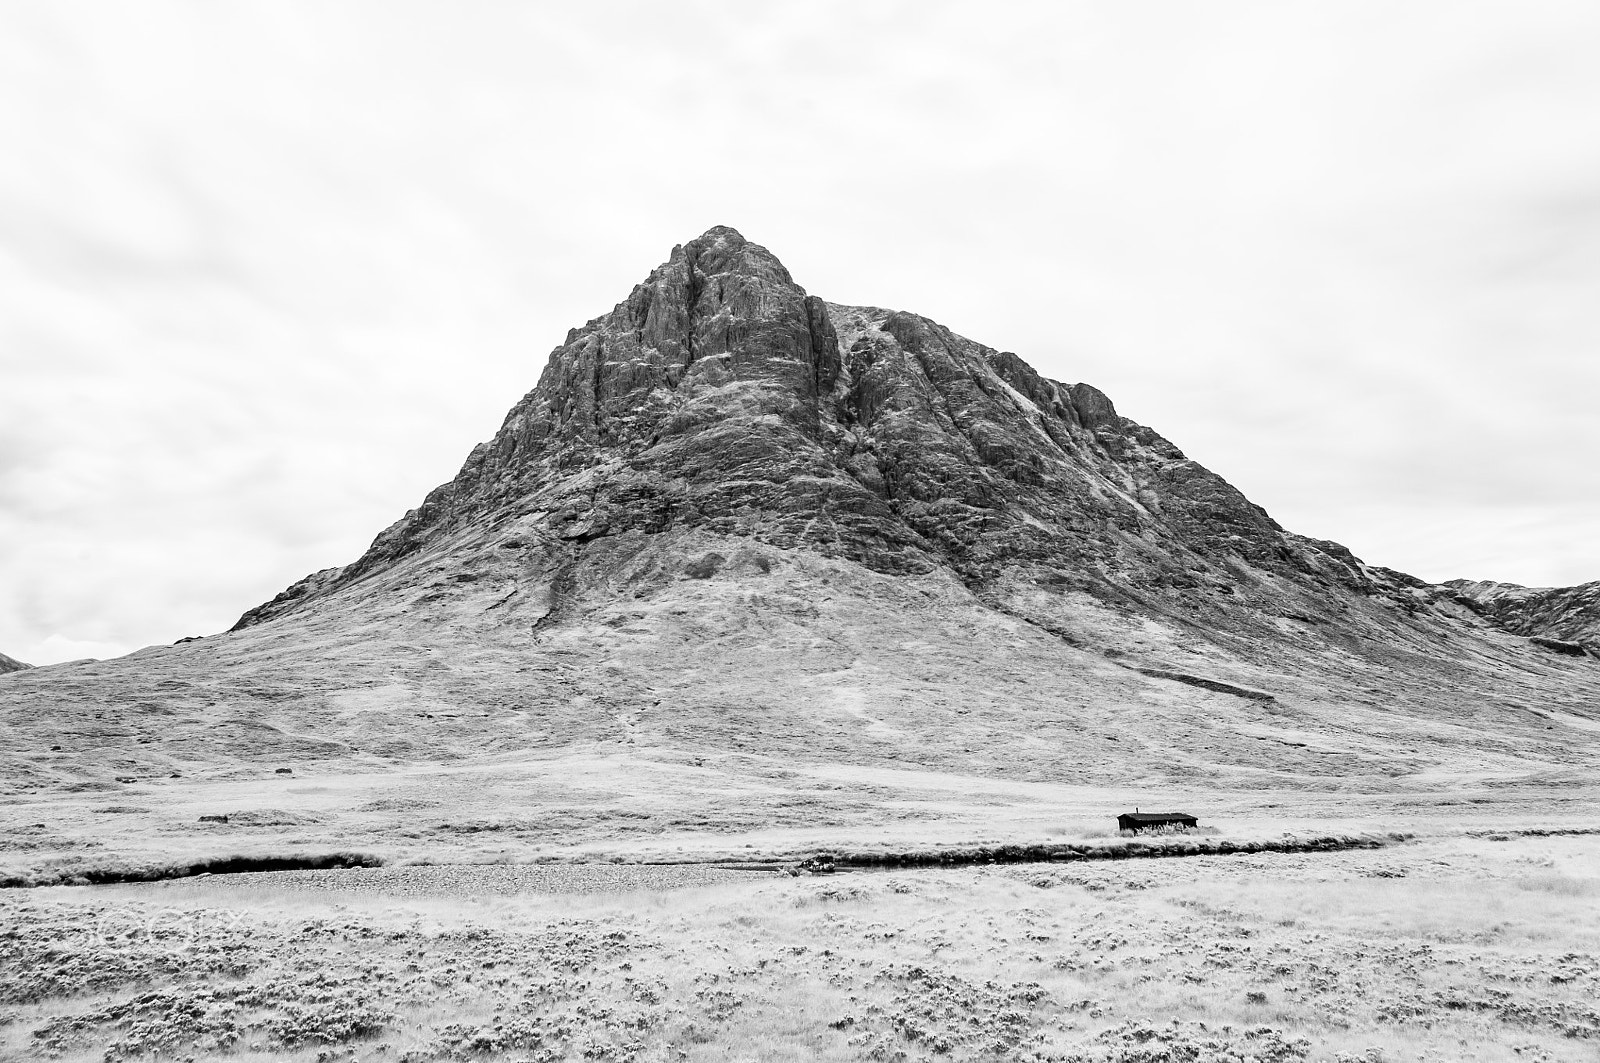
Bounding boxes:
[995,603,1280,702]
[1,852,384,889]
[1135,668,1277,702]
[1527,636,1592,658]
[1468,827,1600,839]
[706,832,1410,872]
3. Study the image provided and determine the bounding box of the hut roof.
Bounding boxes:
[1118,811,1195,823]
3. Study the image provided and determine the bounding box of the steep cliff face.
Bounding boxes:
[1443,579,1600,655]
[234,226,1432,644]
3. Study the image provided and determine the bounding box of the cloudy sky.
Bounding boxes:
[3,2,1598,664]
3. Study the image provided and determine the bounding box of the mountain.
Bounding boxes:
[233,227,1455,646]
[3,226,1597,878]
[228,225,1597,692]
[0,652,29,675]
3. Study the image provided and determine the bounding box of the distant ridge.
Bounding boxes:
[0,651,31,675]
[1444,579,1600,655]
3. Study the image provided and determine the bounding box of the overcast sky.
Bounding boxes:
[3,2,1598,665]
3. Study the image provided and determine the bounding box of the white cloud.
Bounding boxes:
[2,1,1598,663]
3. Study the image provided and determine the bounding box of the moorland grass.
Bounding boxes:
[3,834,1597,1062]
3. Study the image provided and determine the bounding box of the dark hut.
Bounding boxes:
[1117,811,1197,832]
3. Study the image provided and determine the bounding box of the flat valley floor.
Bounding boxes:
[4,831,1597,1063]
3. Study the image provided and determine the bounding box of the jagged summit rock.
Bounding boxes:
[233,225,1430,645]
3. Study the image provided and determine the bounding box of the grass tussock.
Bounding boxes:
[1514,873,1599,897]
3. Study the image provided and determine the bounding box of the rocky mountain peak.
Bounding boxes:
[231,228,1552,660]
